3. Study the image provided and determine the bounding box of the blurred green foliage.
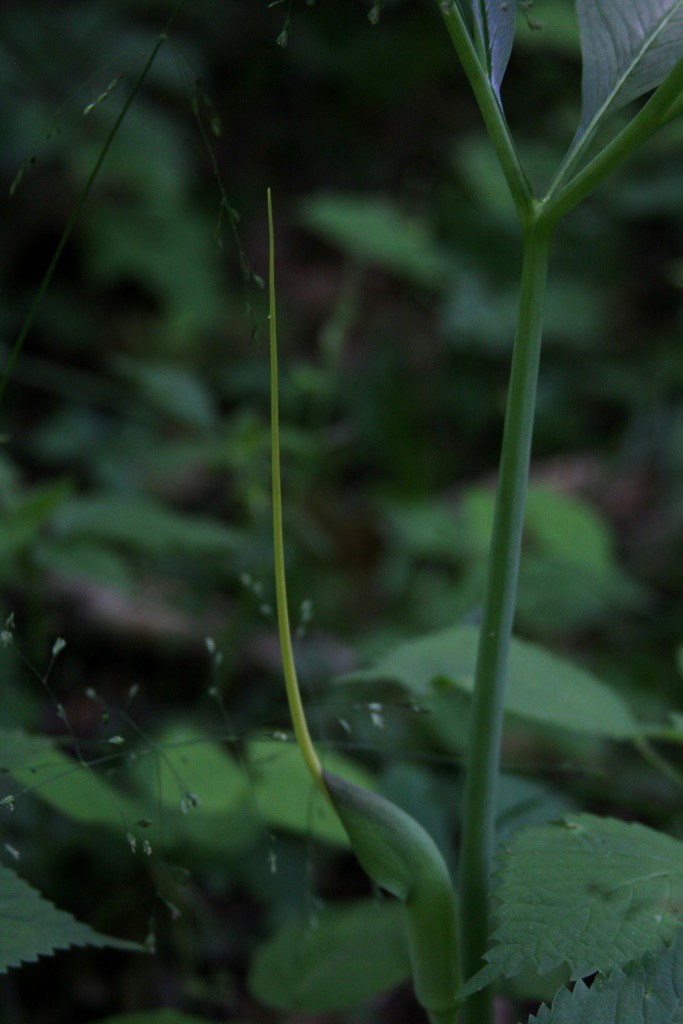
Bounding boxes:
[0,0,681,1021]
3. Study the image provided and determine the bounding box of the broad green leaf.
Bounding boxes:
[90,1014,241,1024]
[0,727,57,770]
[463,814,683,994]
[524,489,615,575]
[0,480,72,565]
[472,0,517,97]
[457,487,646,632]
[299,194,456,290]
[84,193,227,351]
[1,726,145,829]
[443,268,605,350]
[0,454,21,499]
[0,862,142,972]
[112,356,218,431]
[671,712,683,735]
[2,727,255,854]
[339,626,639,738]
[34,540,133,593]
[247,739,375,845]
[513,557,646,634]
[575,0,683,143]
[460,486,617,573]
[248,899,410,1011]
[529,928,683,1023]
[51,494,240,557]
[129,727,256,855]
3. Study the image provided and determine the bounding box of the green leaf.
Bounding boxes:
[0,727,59,771]
[247,739,376,845]
[529,928,683,1023]
[112,357,218,431]
[51,494,240,558]
[298,194,456,290]
[463,814,683,995]
[339,626,639,738]
[34,540,133,593]
[248,898,410,1012]
[524,489,615,575]
[90,1013,240,1024]
[1,727,145,829]
[84,195,227,351]
[575,0,683,143]
[460,486,617,573]
[0,862,142,972]
[0,480,72,566]
[132,727,257,855]
[670,712,683,738]
[472,0,517,97]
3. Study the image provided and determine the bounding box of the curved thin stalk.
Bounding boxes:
[267,189,329,803]
[0,0,189,412]
[458,217,552,1024]
[633,736,683,791]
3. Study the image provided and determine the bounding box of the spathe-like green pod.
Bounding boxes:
[267,189,461,1024]
[324,771,461,1024]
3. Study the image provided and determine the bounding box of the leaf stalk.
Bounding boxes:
[542,57,683,225]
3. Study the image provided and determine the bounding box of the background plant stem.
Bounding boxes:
[458,219,552,1024]
[0,0,188,414]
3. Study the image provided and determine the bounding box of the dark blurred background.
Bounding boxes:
[0,1,682,1022]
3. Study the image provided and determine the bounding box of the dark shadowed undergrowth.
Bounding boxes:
[0,2,682,1023]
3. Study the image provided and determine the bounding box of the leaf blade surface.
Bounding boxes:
[464,814,683,993]
[338,626,639,739]
[248,899,409,1012]
[529,928,683,1023]
[472,0,518,96]
[0,863,141,972]
[576,0,683,141]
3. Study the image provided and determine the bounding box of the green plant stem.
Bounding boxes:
[643,724,683,748]
[458,217,552,1024]
[438,1,532,221]
[0,0,188,414]
[633,736,683,791]
[267,189,329,804]
[542,57,683,225]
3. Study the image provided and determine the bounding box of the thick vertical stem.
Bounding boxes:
[458,218,552,1024]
